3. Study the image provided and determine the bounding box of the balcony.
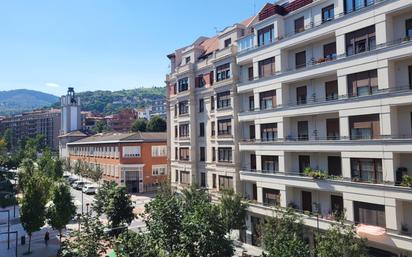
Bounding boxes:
[237,0,389,55]
[239,85,412,117]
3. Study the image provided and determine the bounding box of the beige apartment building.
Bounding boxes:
[166,0,412,256]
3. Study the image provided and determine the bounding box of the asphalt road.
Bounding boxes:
[69,186,147,233]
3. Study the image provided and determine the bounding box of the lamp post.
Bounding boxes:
[86,203,90,215]
[76,213,81,231]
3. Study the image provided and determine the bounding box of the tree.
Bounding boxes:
[53,158,64,179]
[47,183,76,243]
[89,164,103,184]
[315,214,368,257]
[115,231,162,257]
[261,208,310,257]
[18,158,36,193]
[219,188,248,235]
[0,139,7,166]
[60,214,109,257]
[92,120,107,133]
[2,128,12,151]
[92,181,117,216]
[105,186,134,228]
[20,174,49,254]
[131,118,147,132]
[146,115,166,132]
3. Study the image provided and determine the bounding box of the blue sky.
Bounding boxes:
[0,0,268,96]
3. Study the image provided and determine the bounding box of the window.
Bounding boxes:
[180,171,190,185]
[212,174,217,188]
[258,57,276,78]
[344,0,375,13]
[294,17,304,33]
[322,5,334,22]
[199,122,205,137]
[258,25,274,46]
[406,19,412,37]
[260,90,276,109]
[249,96,255,111]
[200,172,206,187]
[224,38,232,48]
[325,80,338,100]
[211,121,215,136]
[122,146,141,158]
[218,147,232,162]
[212,147,216,162]
[211,96,215,110]
[263,188,280,206]
[298,121,309,140]
[261,123,277,141]
[219,175,233,189]
[174,125,178,138]
[174,104,177,117]
[216,63,231,82]
[346,25,376,56]
[354,201,385,227]
[179,148,190,161]
[248,66,254,81]
[218,119,232,136]
[151,145,167,157]
[199,98,204,112]
[175,147,178,160]
[200,147,205,162]
[295,51,306,69]
[195,75,205,88]
[179,124,189,138]
[262,156,278,172]
[349,114,380,140]
[175,170,179,182]
[351,158,383,184]
[152,165,166,176]
[178,77,189,92]
[409,65,412,88]
[347,69,378,97]
[323,42,336,60]
[185,56,191,64]
[296,86,307,104]
[326,118,340,140]
[178,101,189,115]
[217,91,231,109]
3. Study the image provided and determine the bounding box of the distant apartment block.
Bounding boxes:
[0,109,61,151]
[166,0,412,255]
[67,132,167,193]
[105,108,138,132]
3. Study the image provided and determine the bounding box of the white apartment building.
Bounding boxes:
[166,0,412,256]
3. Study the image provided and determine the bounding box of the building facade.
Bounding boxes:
[67,132,167,193]
[166,0,412,255]
[106,108,138,132]
[0,109,61,151]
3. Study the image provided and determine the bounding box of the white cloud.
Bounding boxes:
[45,82,60,88]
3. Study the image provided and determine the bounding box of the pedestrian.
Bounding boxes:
[44,231,49,246]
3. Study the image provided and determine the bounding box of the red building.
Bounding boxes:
[106,109,138,132]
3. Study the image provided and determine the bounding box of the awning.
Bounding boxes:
[356,224,386,237]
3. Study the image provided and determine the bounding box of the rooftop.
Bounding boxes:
[67,131,167,145]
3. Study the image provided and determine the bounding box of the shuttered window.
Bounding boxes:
[294,17,304,33]
[258,57,276,78]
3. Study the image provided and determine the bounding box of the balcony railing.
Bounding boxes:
[240,85,412,115]
[237,0,387,54]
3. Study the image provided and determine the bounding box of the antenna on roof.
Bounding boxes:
[214,27,219,34]
[252,0,256,15]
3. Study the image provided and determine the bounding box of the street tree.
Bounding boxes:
[115,230,163,257]
[105,186,134,228]
[146,115,166,132]
[20,174,50,254]
[315,214,368,257]
[18,158,36,193]
[47,182,76,243]
[2,128,12,151]
[60,214,109,257]
[261,208,310,257]
[0,139,7,166]
[219,188,248,236]
[92,120,107,133]
[131,118,147,132]
[92,181,117,216]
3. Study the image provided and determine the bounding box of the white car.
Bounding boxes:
[82,184,98,194]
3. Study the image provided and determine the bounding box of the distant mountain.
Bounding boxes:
[0,89,59,116]
[51,87,166,115]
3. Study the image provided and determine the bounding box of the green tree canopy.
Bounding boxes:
[105,186,135,228]
[261,208,310,257]
[92,120,108,133]
[146,115,166,132]
[92,181,117,216]
[47,182,76,242]
[219,188,248,235]
[131,118,147,132]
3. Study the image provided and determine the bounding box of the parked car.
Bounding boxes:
[82,184,98,194]
[68,177,79,184]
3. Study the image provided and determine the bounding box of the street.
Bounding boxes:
[69,186,148,233]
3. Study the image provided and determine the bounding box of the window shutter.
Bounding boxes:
[209,71,214,85]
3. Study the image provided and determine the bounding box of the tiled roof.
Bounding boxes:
[68,131,166,144]
[200,37,219,55]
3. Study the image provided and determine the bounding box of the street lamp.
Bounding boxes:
[86,203,90,215]
[76,213,81,231]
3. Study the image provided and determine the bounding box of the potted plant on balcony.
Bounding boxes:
[401,174,412,188]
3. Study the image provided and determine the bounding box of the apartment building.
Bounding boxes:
[0,109,61,151]
[106,108,138,132]
[166,0,412,256]
[67,132,167,193]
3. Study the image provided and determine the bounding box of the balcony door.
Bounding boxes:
[297,120,309,140]
[326,118,340,140]
[325,80,338,100]
[354,201,385,227]
[301,191,312,212]
[249,125,255,140]
[296,86,307,104]
[331,195,343,216]
[409,65,412,89]
[299,155,310,173]
[328,156,342,176]
[250,154,256,170]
